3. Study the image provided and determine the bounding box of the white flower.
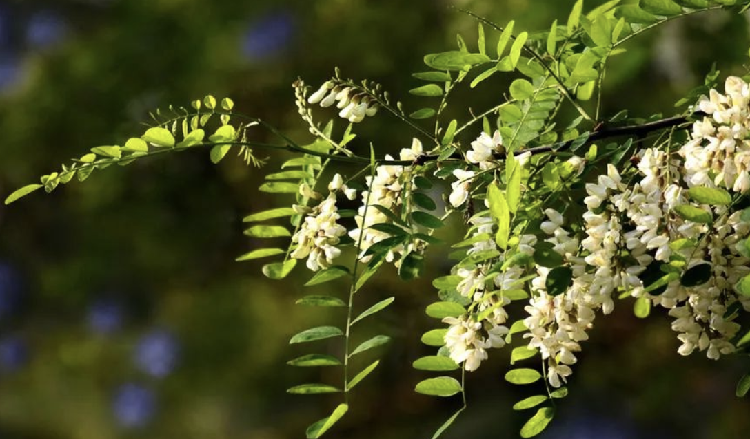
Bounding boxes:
[308,81,333,104]
[290,194,347,271]
[467,131,503,170]
[449,169,475,207]
[328,173,345,191]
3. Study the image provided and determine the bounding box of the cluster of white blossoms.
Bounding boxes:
[290,191,347,271]
[307,81,379,123]
[441,76,750,384]
[349,139,423,264]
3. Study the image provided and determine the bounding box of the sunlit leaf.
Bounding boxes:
[413,356,459,371]
[142,127,175,147]
[425,301,465,319]
[415,376,462,397]
[235,248,285,261]
[505,368,542,384]
[351,297,395,325]
[4,184,43,205]
[305,266,350,286]
[520,407,555,438]
[513,395,548,410]
[347,360,379,390]
[421,329,448,346]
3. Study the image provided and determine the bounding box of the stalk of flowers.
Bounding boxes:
[307,80,378,123]
[290,178,348,271]
[349,139,423,264]
[681,76,750,192]
[442,209,537,371]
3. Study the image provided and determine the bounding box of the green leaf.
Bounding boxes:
[424,51,491,71]
[347,360,379,390]
[737,374,750,397]
[508,320,527,336]
[546,20,558,55]
[736,274,750,298]
[244,225,291,238]
[411,211,444,229]
[513,395,549,410]
[259,182,299,194]
[534,241,564,268]
[123,138,149,152]
[506,155,521,213]
[511,346,538,365]
[415,376,462,397]
[305,404,348,439]
[425,301,465,319]
[354,259,383,292]
[413,72,452,82]
[567,0,583,33]
[413,192,437,211]
[477,23,486,55]
[634,296,651,319]
[282,157,321,169]
[617,4,660,23]
[505,368,542,384]
[441,121,458,146]
[496,21,515,57]
[410,108,437,119]
[204,95,217,109]
[645,272,679,293]
[674,204,712,224]
[266,170,313,180]
[687,186,732,206]
[287,354,342,367]
[546,266,573,296]
[142,127,175,147]
[4,184,43,205]
[681,263,712,287]
[178,129,205,148]
[550,387,568,398]
[421,329,448,346]
[262,259,296,279]
[413,356,460,371]
[369,223,408,236]
[509,78,536,101]
[289,326,343,344]
[509,32,528,69]
[305,266,350,286]
[235,248,285,261]
[91,146,121,159]
[542,163,561,190]
[431,409,464,439]
[243,207,295,222]
[209,125,236,142]
[349,335,390,357]
[287,383,341,394]
[351,297,395,325]
[295,295,347,307]
[487,182,510,249]
[399,252,425,280]
[520,407,555,438]
[470,66,498,88]
[642,0,683,15]
[589,15,612,47]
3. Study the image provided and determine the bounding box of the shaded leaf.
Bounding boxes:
[262,259,296,279]
[351,297,395,325]
[244,225,291,238]
[347,360,379,390]
[413,72,452,82]
[349,335,390,357]
[305,266,350,286]
[546,266,573,296]
[513,395,548,410]
[737,374,750,397]
[411,211,444,229]
[410,108,437,119]
[287,354,342,367]
[289,326,343,344]
[235,248,285,261]
[295,295,346,307]
[681,263,712,287]
[243,207,295,222]
[287,383,341,394]
[410,84,444,97]
[259,182,300,194]
[413,192,437,210]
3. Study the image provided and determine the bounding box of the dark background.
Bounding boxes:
[1,1,750,438]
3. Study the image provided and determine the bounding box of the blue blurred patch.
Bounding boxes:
[0,262,22,321]
[112,383,156,428]
[88,298,123,334]
[0,52,21,91]
[0,335,29,372]
[241,10,295,60]
[134,329,179,378]
[25,10,68,50]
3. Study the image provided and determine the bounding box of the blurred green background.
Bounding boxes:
[1,1,750,438]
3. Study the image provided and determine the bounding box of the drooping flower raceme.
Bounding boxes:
[290,192,347,271]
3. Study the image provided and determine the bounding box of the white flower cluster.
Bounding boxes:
[443,209,537,371]
[307,81,379,123]
[442,77,750,382]
[682,76,750,192]
[349,139,423,263]
[290,191,347,271]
